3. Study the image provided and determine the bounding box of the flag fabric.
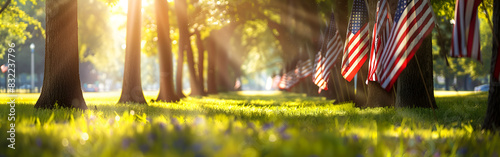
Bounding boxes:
[278,73,288,90]
[299,59,313,78]
[272,75,282,90]
[1,64,7,73]
[313,31,328,90]
[341,0,370,82]
[367,0,392,84]
[279,69,300,90]
[377,0,435,91]
[449,0,481,61]
[313,13,343,92]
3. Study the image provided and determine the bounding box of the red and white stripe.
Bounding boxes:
[313,53,328,90]
[450,0,481,61]
[341,25,370,82]
[299,59,313,79]
[367,0,392,83]
[377,0,435,91]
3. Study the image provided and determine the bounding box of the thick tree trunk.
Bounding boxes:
[333,0,355,103]
[35,0,87,109]
[206,35,217,94]
[118,0,147,104]
[195,30,205,94]
[395,37,437,108]
[483,0,500,130]
[175,40,185,98]
[362,0,395,108]
[155,0,179,102]
[354,62,368,107]
[174,0,203,96]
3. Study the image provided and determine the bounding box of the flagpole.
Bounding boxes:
[415,55,438,122]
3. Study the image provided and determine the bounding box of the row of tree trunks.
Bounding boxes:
[174,0,204,96]
[206,22,243,93]
[35,0,87,109]
[117,0,147,104]
[155,0,179,102]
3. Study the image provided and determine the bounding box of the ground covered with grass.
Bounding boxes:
[0,91,497,156]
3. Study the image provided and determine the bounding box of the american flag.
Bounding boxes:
[279,69,300,90]
[313,31,328,90]
[367,0,392,83]
[377,0,435,91]
[341,0,370,82]
[299,59,313,79]
[450,0,481,61]
[313,13,343,92]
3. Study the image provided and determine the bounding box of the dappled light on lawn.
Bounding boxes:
[0,92,497,156]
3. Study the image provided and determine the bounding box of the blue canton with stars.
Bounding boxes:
[394,0,411,23]
[349,0,369,34]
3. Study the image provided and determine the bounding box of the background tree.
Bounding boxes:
[155,0,179,102]
[35,0,87,109]
[118,0,147,104]
[174,0,204,96]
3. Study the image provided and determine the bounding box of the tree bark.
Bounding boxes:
[35,0,87,109]
[174,0,204,96]
[333,0,355,103]
[175,38,186,98]
[195,30,205,94]
[482,0,500,130]
[118,0,147,104]
[395,37,437,108]
[206,35,217,94]
[354,62,368,107]
[155,0,179,102]
[0,0,11,15]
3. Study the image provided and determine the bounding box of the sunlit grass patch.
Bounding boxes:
[0,91,497,156]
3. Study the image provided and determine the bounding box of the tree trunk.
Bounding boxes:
[354,62,368,107]
[174,0,203,96]
[395,37,437,108]
[206,35,217,94]
[195,30,205,94]
[362,0,395,108]
[483,0,500,130]
[175,39,186,98]
[35,0,87,109]
[118,0,147,104]
[333,0,355,103]
[155,0,179,102]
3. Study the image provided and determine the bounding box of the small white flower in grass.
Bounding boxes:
[130,110,135,116]
[115,115,120,122]
[81,132,89,141]
[62,138,69,147]
[269,134,277,142]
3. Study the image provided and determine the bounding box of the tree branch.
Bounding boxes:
[0,0,11,15]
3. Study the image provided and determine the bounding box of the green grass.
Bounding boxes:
[0,91,497,157]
